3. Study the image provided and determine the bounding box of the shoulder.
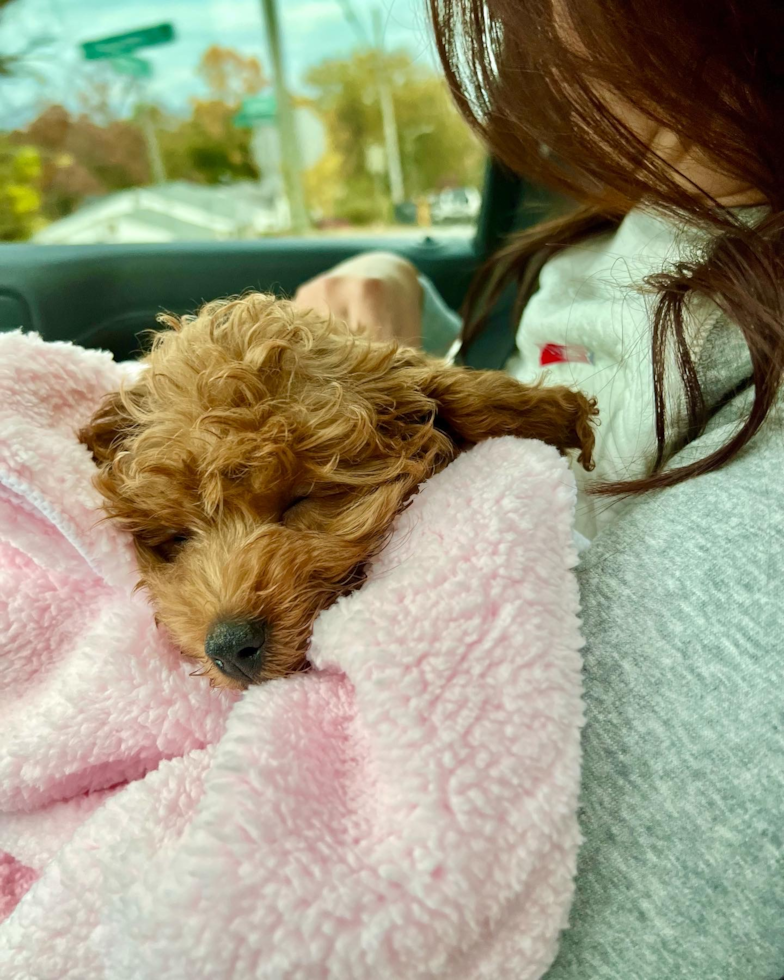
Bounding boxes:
[581,387,782,597]
[546,396,784,979]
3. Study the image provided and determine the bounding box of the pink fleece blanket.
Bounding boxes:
[0,331,584,980]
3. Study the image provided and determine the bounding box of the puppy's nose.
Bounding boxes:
[205,618,267,683]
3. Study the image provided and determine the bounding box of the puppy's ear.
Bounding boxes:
[419,362,598,471]
[78,386,143,467]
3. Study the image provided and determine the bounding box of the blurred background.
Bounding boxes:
[0,0,485,245]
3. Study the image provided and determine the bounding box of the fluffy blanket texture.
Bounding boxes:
[0,331,584,980]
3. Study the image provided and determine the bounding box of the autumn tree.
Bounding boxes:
[74,63,132,127]
[0,139,43,240]
[158,45,269,185]
[16,105,150,221]
[197,45,267,107]
[157,102,259,185]
[304,49,485,224]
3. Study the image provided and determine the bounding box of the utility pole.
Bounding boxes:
[259,0,310,234]
[136,78,166,186]
[139,104,167,185]
[371,6,405,206]
[337,0,406,207]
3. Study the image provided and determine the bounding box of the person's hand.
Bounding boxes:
[293,252,423,347]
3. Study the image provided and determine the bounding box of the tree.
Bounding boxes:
[0,139,43,240]
[13,42,270,227]
[17,105,150,222]
[197,45,267,107]
[157,101,259,185]
[157,46,268,185]
[74,64,133,127]
[304,49,485,224]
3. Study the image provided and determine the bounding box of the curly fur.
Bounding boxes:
[79,293,597,689]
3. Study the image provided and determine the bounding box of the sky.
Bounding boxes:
[0,0,439,130]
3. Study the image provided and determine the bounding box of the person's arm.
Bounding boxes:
[545,399,784,980]
[293,252,462,355]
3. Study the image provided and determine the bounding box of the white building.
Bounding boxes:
[34,179,290,245]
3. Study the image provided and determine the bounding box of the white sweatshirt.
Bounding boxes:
[421,207,723,539]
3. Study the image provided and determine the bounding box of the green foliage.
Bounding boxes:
[335,172,389,225]
[0,139,43,240]
[304,48,485,222]
[6,42,483,239]
[157,101,258,186]
[155,45,266,185]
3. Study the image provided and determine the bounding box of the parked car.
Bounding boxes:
[429,187,482,224]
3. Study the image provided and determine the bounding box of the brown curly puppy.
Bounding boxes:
[79,293,597,690]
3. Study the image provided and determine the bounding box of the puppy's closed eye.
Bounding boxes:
[159,533,191,561]
[138,532,191,563]
[281,497,310,526]
[280,481,316,526]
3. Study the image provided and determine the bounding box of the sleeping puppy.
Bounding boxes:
[79,293,596,689]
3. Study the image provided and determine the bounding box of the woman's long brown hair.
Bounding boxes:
[429,0,784,495]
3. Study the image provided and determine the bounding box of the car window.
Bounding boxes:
[0,0,486,245]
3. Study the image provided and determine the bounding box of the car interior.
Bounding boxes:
[0,162,563,371]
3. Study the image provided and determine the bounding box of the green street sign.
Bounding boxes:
[82,23,175,61]
[111,55,152,79]
[233,93,277,129]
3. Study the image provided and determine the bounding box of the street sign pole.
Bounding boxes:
[258,0,310,234]
[371,6,405,206]
[139,97,167,185]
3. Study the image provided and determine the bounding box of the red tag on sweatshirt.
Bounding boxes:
[539,343,594,367]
